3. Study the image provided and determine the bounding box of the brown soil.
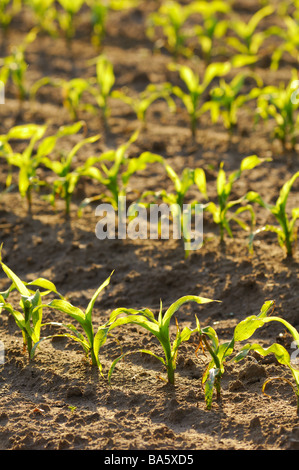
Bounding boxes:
[0,0,299,452]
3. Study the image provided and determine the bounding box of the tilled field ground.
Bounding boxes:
[0,0,299,451]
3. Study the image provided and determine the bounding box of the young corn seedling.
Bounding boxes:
[169,61,231,137]
[146,0,197,58]
[57,0,85,41]
[204,72,263,132]
[0,124,49,212]
[86,0,108,48]
[191,0,230,64]
[267,16,299,70]
[204,155,269,243]
[254,71,299,149]
[198,300,275,409]
[78,130,139,212]
[0,247,63,359]
[41,131,101,216]
[26,0,57,36]
[0,0,22,38]
[87,54,115,124]
[246,171,299,257]
[47,272,114,370]
[234,303,299,414]
[107,295,216,385]
[0,121,86,213]
[31,76,92,121]
[0,28,38,102]
[137,160,207,256]
[111,82,175,128]
[226,5,274,67]
[87,0,139,48]
[78,131,164,215]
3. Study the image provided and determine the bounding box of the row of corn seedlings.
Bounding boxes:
[2,0,299,70]
[2,30,299,148]
[0,123,298,257]
[0,247,298,412]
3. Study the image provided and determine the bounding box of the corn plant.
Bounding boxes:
[204,155,268,243]
[169,61,231,137]
[112,82,175,127]
[234,303,299,414]
[47,273,114,370]
[0,28,38,102]
[0,0,22,36]
[191,0,230,63]
[31,76,92,121]
[204,72,263,131]
[25,0,57,36]
[0,247,62,359]
[57,0,85,41]
[146,0,197,58]
[246,171,299,257]
[136,159,207,256]
[107,295,216,384]
[226,5,274,67]
[78,131,163,214]
[87,54,115,124]
[86,0,108,48]
[87,0,139,48]
[254,72,299,149]
[78,130,139,212]
[41,132,101,216]
[0,124,48,212]
[0,121,86,213]
[267,16,299,70]
[198,300,275,409]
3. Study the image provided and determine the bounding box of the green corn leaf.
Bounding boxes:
[276,171,299,213]
[108,351,130,384]
[109,313,160,336]
[247,5,274,36]
[233,300,274,342]
[108,348,165,384]
[25,277,63,297]
[0,260,30,297]
[6,124,45,140]
[93,325,110,370]
[162,295,216,328]
[240,342,291,367]
[109,307,156,324]
[240,155,267,172]
[233,315,265,342]
[194,168,207,199]
[200,325,219,352]
[85,272,113,325]
[29,290,43,344]
[204,367,219,410]
[139,348,166,366]
[18,165,30,198]
[217,163,226,197]
[47,299,85,323]
[263,316,299,343]
[65,134,101,169]
[56,121,85,138]
[36,136,57,159]
[203,61,231,87]
[0,299,25,328]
